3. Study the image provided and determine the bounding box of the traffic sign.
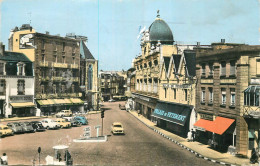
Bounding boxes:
[84,126,91,131]
[95,125,101,129]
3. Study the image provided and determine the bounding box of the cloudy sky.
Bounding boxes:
[0,0,259,71]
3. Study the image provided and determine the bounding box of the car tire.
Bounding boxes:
[34,129,37,132]
[61,125,63,129]
[46,126,49,130]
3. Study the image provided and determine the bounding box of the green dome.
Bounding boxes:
[149,18,174,42]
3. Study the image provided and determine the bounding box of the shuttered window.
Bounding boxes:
[221,61,226,76]
[230,60,236,76]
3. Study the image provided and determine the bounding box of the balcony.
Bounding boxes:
[52,76,62,82]
[47,94,58,98]
[39,61,49,67]
[71,64,79,69]
[40,76,50,82]
[243,106,260,118]
[71,77,79,82]
[52,62,68,68]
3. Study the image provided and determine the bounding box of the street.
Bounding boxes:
[0,101,218,165]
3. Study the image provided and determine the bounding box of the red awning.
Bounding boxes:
[193,119,214,132]
[207,117,235,135]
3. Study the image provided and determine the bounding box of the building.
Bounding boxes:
[66,33,98,111]
[194,40,260,156]
[0,42,35,118]
[9,24,84,115]
[99,71,126,101]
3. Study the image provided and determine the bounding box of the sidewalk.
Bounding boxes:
[129,110,257,166]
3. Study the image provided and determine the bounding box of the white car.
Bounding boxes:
[108,99,116,102]
[41,119,60,129]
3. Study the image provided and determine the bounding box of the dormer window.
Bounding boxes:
[17,62,25,76]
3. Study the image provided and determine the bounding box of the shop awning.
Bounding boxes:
[193,117,235,135]
[193,119,214,132]
[53,99,66,105]
[208,117,235,135]
[70,98,84,104]
[151,102,192,126]
[64,98,73,105]
[47,99,55,105]
[10,102,35,108]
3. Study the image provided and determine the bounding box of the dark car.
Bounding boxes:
[19,122,35,133]
[30,121,46,132]
[7,122,23,134]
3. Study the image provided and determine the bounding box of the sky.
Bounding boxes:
[0,0,260,71]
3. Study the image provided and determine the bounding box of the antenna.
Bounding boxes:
[28,12,32,24]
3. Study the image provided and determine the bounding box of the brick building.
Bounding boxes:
[9,24,84,115]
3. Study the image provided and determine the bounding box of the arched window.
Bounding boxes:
[87,65,93,90]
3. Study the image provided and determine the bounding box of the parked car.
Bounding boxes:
[73,116,88,125]
[56,110,73,118]
[0,124,14,137]
[19,122,35,133]
[63,117,81,127]
[111,122,124,135]
[108,99,116,102]
[7,122,24,134]
[41,119,60,129]
[119,104,126,110]
[30,121,46,132]
[55,118,71,128]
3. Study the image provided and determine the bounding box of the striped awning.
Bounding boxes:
[64,98,73,105]
[70,98,84,104]
[10,102,35,108]
[53,99,66,105]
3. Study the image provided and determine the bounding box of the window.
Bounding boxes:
[53,84,56,94]
[18,80,25,95]
[221,88,226,105]
[201,88,205,103]
[41,40,45,49]
[53,42,57,50]
[220,61,226,76]
[62,42,65,51]
[230,60,236,76]
[184,89,188,101]
[0,63,5,75]
[209,87,213,103]
[61,84,65,93]
[42,54,45,62]
[62,56,65,63]
[164,88,167,98]
[209,63,213,76]
[17,63,25,76]
[201,63,206,76]
[174,88,176,99]
[0,80,5,95]
[53,55,57,63]
[230,88,235,106]
[71,84,75,93]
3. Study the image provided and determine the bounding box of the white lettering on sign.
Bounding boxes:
[95,125,101,129]
[84,127,91,131]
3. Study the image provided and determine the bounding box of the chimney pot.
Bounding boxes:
[221,39,225,43]
[0,42,5,56]
[197,42,200,46]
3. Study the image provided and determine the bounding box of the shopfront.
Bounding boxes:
[10,102,36,117]
[151,101,194,137]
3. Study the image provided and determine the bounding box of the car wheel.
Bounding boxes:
[61,125,63,129]
[11,132,14,136]
[34,129,37,132]
[46,126,49,130]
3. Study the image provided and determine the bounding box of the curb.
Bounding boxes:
[128,111,236,166]
[0,116,48,122]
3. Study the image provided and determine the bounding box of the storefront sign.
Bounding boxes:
[200,114,213,121]
[152,102,191,126]
[170,84,191,89]
[194,126,205,132]
[132,94,150,102]
[248,111,260,118]
[251,79,260,85]
[9,95,34,102]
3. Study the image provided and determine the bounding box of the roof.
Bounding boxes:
[149,18,174,42]
[184,50,196,77]
[163,57,171,74]
[80,40,95,60]
[0,51,32,62]
[172,54,181,74]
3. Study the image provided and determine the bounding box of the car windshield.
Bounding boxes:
[114,125,122,127]
[3,127,9,129]
[14,123,20,126]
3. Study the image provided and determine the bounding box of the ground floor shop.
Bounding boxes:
[194,115,236,153]
[36,98,84,116]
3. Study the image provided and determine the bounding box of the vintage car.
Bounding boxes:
[19,122,35,133]
[111,122,124,135]
[41,119,60,129]
[7,122,24,134]
[108,99,116,102]
[30,121,46,132]
[56,110,73,118]
[0,124,14,137]
[73,116,88,125]
[55,118,71,128]
[63,117,81,127]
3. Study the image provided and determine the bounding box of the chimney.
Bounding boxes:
[197,42,200,46]
[221,39,225,43]
[0,42,5,56]
[46,31,49,35]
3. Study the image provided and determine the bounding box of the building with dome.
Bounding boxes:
[131,11,197,137]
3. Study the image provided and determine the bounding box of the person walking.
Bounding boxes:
[191,129,196,142]
[1,153,8,165]
[187,130,192,142]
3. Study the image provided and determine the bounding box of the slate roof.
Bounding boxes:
[80,40,95,60]
[172,54,181,74]
[163,57,171,74]
[0,51,32,62]
[184,50,196,77]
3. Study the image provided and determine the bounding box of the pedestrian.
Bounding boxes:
[250,148,259,164]
[191,129,196,142]
[1,153,8,165]
[56,151,61,162]
[187,130,192,142]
